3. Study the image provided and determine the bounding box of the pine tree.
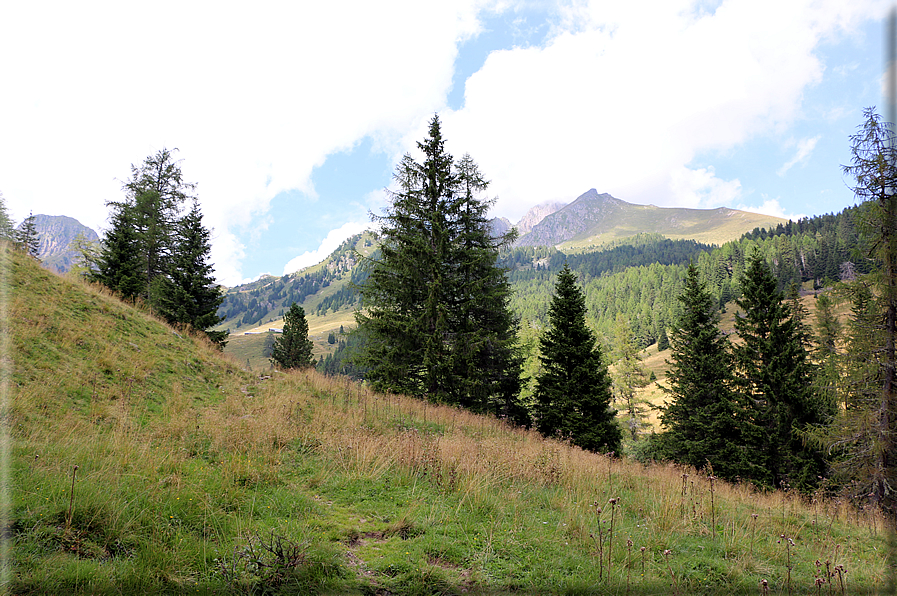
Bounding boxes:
[152,200,226,348]
[356,116,524,419]
[16,212,40,258]
[534,264,621,453]
[271,303,314,369]
[659,263,761,482]
[733,252,831,491]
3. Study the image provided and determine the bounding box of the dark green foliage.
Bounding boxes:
[151,200,226,348]
[656,327,669,351]
[16,211,40,258]
[327,332,336,345]
[271,303,314,369]
[732,252,831,491]
[93,150,225,344]
[319,330,369,379]
[355,116,525,423]
[92,203,144,300]
[658,263,762,482]
[534,264,621,452]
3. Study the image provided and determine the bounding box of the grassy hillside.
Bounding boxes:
[7,244,892,594]
[560,205,786,251]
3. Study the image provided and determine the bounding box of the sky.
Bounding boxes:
[1,0,892,286]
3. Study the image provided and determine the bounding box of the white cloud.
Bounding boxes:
[282,221,370,276]
[443,0,886,221]
[777,136,821,176]
[669,166,743,208]
[0,1,490,281]
[736,197,804,220]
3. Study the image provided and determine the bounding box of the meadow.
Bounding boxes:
[7,244,893,594]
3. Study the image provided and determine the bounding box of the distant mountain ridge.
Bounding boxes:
[19,214,99,273]
[488,201,566,239]
[516,189,787,248]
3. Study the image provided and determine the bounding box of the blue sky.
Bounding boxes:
[1,1,891,285]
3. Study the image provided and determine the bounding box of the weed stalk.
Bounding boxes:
[65,464,79,530]
[663,549,679,596]
[608,497,618,576]
[779,534,794,596]
[750,513,758,555]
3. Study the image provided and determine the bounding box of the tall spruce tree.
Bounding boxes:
[152,200,226,348]
[659,263,762,482]
[272,303,314,369]
[356,116,524,420]
[733,252,831,491]
[444,154,525,423]
[534,264,621,453]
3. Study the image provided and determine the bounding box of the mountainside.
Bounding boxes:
[516,189,787,248]
[515,200,566,235]
[488,216,512,237]
[8,241,886,593]
[18,214,99,273]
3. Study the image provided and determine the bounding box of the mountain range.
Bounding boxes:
[512,189,785,248]
[26,188,785,282]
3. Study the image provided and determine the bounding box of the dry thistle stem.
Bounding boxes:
[663,549,679,596]
[65,464,79,530]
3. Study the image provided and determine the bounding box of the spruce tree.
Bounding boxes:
[356,116,524,419]
[272,303,314,369]
[534,264,621,453]
[733,252,831,491]
[152,200,226,348]
[659,263,761,482]
[443,153,525,423]
[93,203,144,300]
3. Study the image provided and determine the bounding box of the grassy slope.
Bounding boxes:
[559,205,786,251]
[8,244,891,594]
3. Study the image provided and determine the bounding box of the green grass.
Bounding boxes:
[7,243,893,594]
